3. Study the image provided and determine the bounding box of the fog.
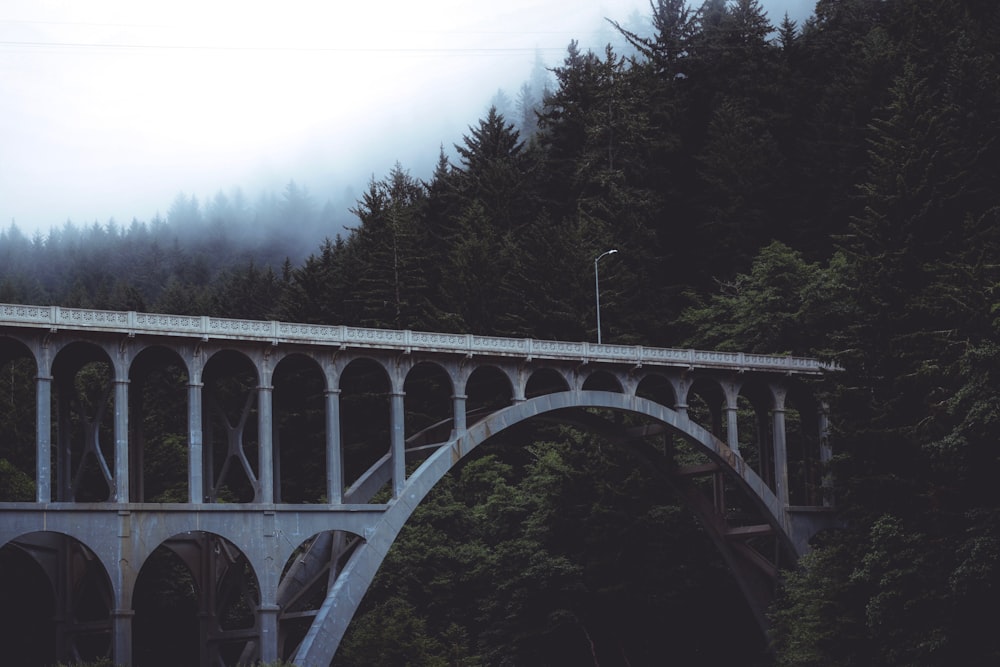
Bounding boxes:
[1,1,816,237]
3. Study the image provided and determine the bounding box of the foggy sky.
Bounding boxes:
[1,1,816,236]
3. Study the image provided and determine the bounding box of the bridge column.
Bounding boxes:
[36,373,52,502]
[258,604,280,663]
[258,383,275,504]
[188,381,204,503]
[112,609,134,666]
[723,380,741,457]
[390,390,405,497]
[771,386,789,508]
[326,388,343,504]
[451,393,467,438]
[114,376,130,502]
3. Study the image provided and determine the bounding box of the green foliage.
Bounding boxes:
[680,241,852,355]
[0,456,34,501]
[340,430,767,665]
[771,532,867,667]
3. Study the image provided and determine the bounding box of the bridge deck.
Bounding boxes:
[0,302,827,374]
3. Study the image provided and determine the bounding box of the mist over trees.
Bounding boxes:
[4,0,1000,664]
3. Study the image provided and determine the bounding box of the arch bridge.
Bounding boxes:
[0,302,836,666]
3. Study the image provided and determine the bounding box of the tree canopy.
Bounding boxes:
[4,0,1000,663]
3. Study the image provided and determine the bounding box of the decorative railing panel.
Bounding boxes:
[0,303,831,374]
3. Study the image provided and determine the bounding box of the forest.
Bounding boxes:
[3,0,1000,664]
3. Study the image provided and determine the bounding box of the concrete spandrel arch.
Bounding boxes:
[272,353,327,504]
[294,389,790,666]
[51,341,121,503]
[201,349,262,503]
[339,357,393,495]
[132,530,263,666]
[0,530,114,664]
[0,336,39,502]
[465,364,514,412]
[403,360,455,440]
[127,345,190,503]
[635,371,678,407]
[581,368,624,393]
[684,375,728,434]
[337,355,392,392]
[525,366,571,398]
[0,333,35,364]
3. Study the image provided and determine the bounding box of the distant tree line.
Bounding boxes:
[4,0,1000,664]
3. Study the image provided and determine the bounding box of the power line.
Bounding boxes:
[0,38,581,59]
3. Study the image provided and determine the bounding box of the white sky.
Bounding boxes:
[1,0,815,235]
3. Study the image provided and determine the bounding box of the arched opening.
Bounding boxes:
[133,531,260,667]
[581,369,623,393]
[675,379,725,503]
[525,367,569,398]
[0,337,36,501]
[635,373,679,456]
[465,365,512,425]
[202,350,260,503]
[786,382,822,506]
[277,530,363,661]
[0,532,112,665]
[686,377,725,438]
[51,342,116,502]
[273,354,326,503]
[403,362,453,466]
[129,346,189,502]
[339,358,391,495]
[737,381,776,492]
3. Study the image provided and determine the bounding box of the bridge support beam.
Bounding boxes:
[189,381,204,503]
[36,373,52,502]
[259,604,281,663]
[326,388,343,504]
[390,391,406,497]
[772,387,789,508]
[258,383,275,504]
[112,609,134,667]
[452,393,467,438]
[114,376,130,502]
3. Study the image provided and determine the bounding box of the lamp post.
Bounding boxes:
[594,249,618,345]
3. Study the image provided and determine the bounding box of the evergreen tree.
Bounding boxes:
[347,165,435,330]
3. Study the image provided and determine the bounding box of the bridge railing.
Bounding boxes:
[0,302,829,374]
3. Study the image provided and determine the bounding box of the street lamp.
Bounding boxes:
[594,249,618,345]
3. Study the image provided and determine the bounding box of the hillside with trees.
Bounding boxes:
[3,0,1000,664]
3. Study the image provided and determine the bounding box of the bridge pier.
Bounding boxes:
[35,373,52,503]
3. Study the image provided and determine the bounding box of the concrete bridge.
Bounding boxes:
[0,302,836,666]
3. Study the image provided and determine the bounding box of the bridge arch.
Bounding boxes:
[201,349,261,503]
[403,361,454,440]
[272,352,327,503]
[0,336,38,502]
[50,341,122,502]
[0,530,114,665]
[525,366,570,398]
[128,345,189,503]
[132,530,262,666]
[294,389,800,665]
